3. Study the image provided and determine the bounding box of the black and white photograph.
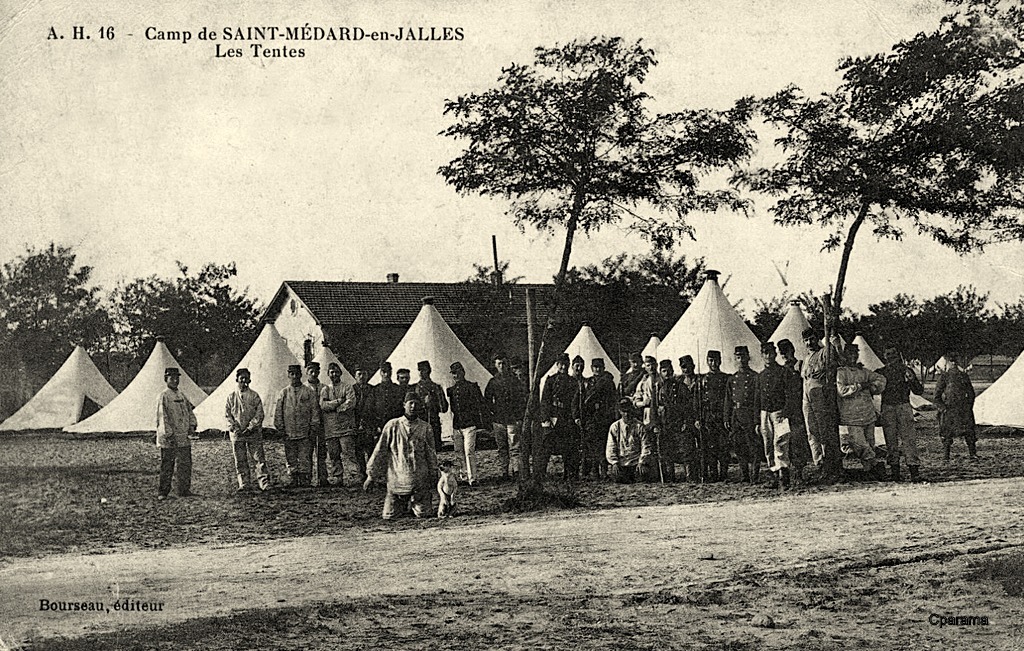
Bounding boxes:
[1,0,1023,648]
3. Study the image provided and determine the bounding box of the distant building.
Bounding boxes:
[260,274,555,374]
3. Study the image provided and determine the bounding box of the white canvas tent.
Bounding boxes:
[313,344,355,386]
[370,298,491,442]
[193,324,301,432]
[975,349,1024,428]
[65,340,206,433]
[852,334,885,371]
[768,301,812,363]
[641,334,661,361]
[543,324,622,385]
[0,346,118,431]
[658,271,764,374]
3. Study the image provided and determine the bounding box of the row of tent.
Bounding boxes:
[3,273,1022,434]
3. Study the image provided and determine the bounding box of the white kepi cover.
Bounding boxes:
[658,270,764,374]
[193,324,301,432]
[66,339,206,433]
[975,350,1024,428]
[313,344,356,386]
[641,334,661,361]
[0,346,118,431]
[543,324,622,385]
[371,298,492,442]
[769,301,812,363]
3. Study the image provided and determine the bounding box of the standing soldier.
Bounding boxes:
[447,361,490,486]
[539,354,578,480]
[484,353,526,480]
[569,355,587,476]
[415,360,449,452]
[802,328,843,481]
[305,361,328,488]
[632,356,665,482]
[656,359,681,482]
[578,357,618,480]
[619,352,646,399]
[320,362,359,487]
[725,346,760,484]
[676,355,701,483]
[156,367,198,500]
[933,350,979,463]
[778,339,811,485]
[878,345,925,481]
[274,364,320,488]
[374,361,405,434]
[224,368,270,493]
[757,342,794,489]
[352,366,376,471]
[697,350,730,482]
[836,344,886,476]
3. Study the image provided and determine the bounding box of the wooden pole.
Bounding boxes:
[492,235,501,286]
[526,287,536,390]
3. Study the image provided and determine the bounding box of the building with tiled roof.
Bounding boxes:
[260,275,555,374]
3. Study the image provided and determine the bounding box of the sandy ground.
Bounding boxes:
[3,477,1023,648]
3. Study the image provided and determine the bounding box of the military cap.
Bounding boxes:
[591,358,605,367]
[643,355,657,364]
[397,368,411,376]
[801,327,819,340]
[379,361,392,371]
[235,368,251,379]
[628,352,643,363]
[403,391,421,403]
[450,361,464,372]
[305,361,320,370]
[287,364,302,374]
[777,339,795,354]
[617,398,636,413]
[761,341,777,354]
[417,360,431,370]
[707,350,722,360]
[572,355,585,365]
[659,359,673,369]
[164,367,180,377]
[557,354,570,364]
[327,362,342,372]
[678,355,694,367]
[734,346,749,355]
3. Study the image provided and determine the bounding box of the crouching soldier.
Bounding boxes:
[225,368,270,492]
[606,399,653,483]
[363,392,438,519]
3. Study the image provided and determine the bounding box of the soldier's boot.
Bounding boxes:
[967,440,979,460]
[890,460,902,482]
[751,461,761,485]
[741,463,750,483]
[780,467,791,489]
[943,442,952,462]
[908,465,921,482]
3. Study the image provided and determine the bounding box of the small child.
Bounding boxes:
[437,459,459,518]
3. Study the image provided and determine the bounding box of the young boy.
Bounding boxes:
[363,392,438,519]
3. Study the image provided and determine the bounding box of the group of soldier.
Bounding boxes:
[153,326,980,504]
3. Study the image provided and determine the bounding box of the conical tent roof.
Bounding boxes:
[658,271,764,374]
[193,324,300,432]
[852,335,885,371]
[0,346,118,431]
[975,350,1024,428]
[769,301,812,363]
[313,345,355,386]
[370,299,491,441]
[65,341,206,433]
[544,325,622,385]
[641,334,661,360]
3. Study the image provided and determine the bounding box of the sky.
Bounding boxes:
[2,0,1022,316]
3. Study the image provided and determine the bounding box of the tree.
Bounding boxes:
[111,262,261,385]
[741,0,1024,330]
[0,243,112,386]
[859,294,923,361]
[440,36,754,388]
[917,285,992,364]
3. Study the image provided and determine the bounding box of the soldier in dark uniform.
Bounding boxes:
[676,355,701,483]
[656,359,681,482]
[352,365,376,471]
[374,362,406,434]
[447,361,490,485]
[619,352,646,399]
[579,358,618,480]
[415,360,449,452]
[726,345,760,484]
[539,353,579,480]
[757,341,795,489]
[778,339,811,485]
[697,350,730,482]
[933,350,978,462]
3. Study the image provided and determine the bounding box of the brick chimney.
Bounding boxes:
[386,273,399,284]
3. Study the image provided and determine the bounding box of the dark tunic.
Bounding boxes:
[934,367,976,436]
[447,380,489,431]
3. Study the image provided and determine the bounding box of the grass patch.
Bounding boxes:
[500,479,581,513]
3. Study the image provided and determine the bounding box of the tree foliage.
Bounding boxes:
[110,262,261,384]
[0,243,112,384]
[740,0,1024,314]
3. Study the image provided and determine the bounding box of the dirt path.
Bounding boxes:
[3,478,1023,644]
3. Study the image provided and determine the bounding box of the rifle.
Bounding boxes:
[653,375,665,484]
